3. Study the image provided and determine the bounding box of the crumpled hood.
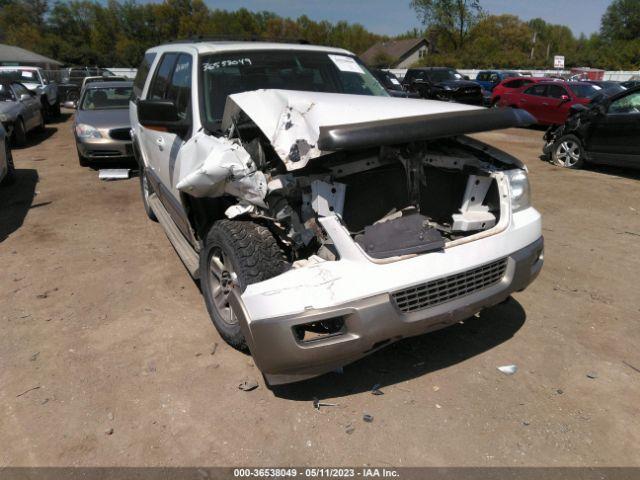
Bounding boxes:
[222,89,484,170]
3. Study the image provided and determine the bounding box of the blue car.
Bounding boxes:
[475,70,521,92]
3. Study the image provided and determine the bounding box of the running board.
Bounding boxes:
[148,194,200,279]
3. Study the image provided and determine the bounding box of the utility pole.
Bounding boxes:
[530,31,537,60]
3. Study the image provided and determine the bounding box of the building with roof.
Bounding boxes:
[360,38,429,69]
[0,43,62,69]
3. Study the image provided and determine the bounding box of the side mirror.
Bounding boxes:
[560,94,570,103]
[138,99,190,135]
[63,100,77,109]
[19,93,31,102]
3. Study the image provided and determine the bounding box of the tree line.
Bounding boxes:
[0,0,639,70]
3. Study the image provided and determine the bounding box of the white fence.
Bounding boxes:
[388,68,640,81]
[107,67,137,79]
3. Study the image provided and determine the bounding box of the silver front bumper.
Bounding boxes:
[230,237,544,385]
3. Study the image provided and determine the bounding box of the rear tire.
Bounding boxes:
[200,220,289,351]
[1,141,15,185]
[13,118,26,147]
[139,168,157,222]
[551,134,585,169]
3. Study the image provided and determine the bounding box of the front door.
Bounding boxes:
[587,90,640,166]
[12,82,41,129]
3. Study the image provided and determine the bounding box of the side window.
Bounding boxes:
[12,83,29,97]
[504,79,522,88]
[165,53,192,120]
[133,52,157,99]
[547,84,568,99]
[477,72,489,81]
[609,91,640,114]
[524,84,546,96]
[148,52,178,100]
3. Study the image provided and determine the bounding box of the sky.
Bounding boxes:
[200,0,613,37]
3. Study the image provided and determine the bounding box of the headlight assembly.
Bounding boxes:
[75,123,101,139]
[505,169,531,213]
[0,113,10,122]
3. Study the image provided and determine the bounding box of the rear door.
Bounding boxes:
[518,84,547,122]
[587,90,640,166]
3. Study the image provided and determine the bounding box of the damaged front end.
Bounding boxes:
[175,90,542,384]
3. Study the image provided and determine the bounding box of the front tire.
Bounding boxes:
[77,148,89,167]
[13,118,26,147]
[200,220,289,351]
[552,134,585,169]
[1,141,15,185]
[139,169,157,222]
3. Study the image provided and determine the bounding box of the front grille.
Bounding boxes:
[109,128,131,141]
[392,258,508,314]
[87,149,122,157]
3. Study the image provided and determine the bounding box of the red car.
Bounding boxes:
[490,77,548,107]
[497,81,602,125]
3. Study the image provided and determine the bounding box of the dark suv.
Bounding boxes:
[402,67,483,105]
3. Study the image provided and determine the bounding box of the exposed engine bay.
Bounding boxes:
[175,89,531,264]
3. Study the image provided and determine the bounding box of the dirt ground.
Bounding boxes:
[1,113,639,467]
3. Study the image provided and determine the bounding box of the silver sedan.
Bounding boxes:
[69,81,134,167]
[0,81,45,147]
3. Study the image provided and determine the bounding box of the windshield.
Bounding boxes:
[569,84,602,99]
[200,50,388,124]
[0,69,39,85]
[80,86,132,110]
[425,69,463,82]
[0,84,16,101]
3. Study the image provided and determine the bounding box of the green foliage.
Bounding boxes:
[0,0,385,67]
[601,0,640,41]
[410,0,483,49]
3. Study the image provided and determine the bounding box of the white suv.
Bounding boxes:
[130,41,543,385]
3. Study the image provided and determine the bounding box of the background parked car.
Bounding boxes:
[585,80,626,96]
[370,69,420,98]
[71,81,134,166]
[0,123,14,185]
[402,67,483,105]
[0,81,45,146]
[490,77,549,107]
[0,66,60,119]
[497,81,602,125]
[57,67,116,104]
[543,86,640,169]
[475,70,521,92]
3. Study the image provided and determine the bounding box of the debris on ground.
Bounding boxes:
[556,389,564,395]
[16,386,40,398]
[211,343,218,355]
[363,414,374,423]
[345,423,355,434]
[371,384,384,396]
[433,386,440,392]
[29,352,40,361]
[107,412,114,421]
[312,397,337,410]
[435,404,442,409]
[586,371,598,379]
[497,364,518,375]
[105,428,114,435]
[622,361,640,374]
[99,169,130,181]
[238,379,259,391]
[523,421,530,426]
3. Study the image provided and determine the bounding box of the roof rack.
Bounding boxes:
[167,35,311,45]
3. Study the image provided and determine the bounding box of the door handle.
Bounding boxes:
[542,102,549,106]
[155,136,164,151]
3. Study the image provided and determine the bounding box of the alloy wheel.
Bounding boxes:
[555,140,581,167]
[208,248,238,326]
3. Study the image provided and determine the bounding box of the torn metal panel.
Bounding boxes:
[310,180,346,217]
[176,136,267,207]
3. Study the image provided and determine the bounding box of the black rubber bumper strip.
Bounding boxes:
[317,107,536,151]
